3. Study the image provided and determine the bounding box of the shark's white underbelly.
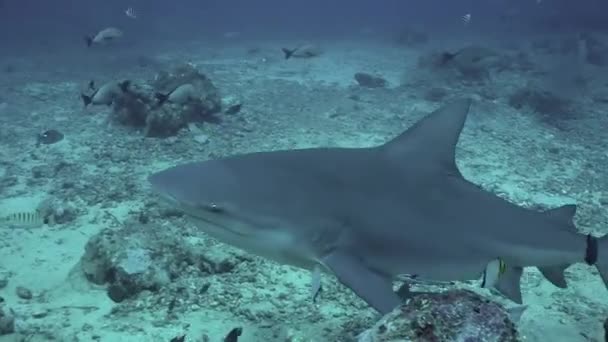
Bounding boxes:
[190,217,318,270]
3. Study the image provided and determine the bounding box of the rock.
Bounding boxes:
[78,219,241,302]
[508,86,574,121]
[31,309,48,319]
[109,63,223,138]
[0,304,15,335]
[0,274,8,290]
[37,198,78,225]
[107,284,130,303]
[354,73,388,88]
[79,224,172,301]
[193,134,209,145]
[357,289,519,342]
[15,286,32,300]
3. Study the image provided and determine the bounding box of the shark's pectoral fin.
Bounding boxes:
[506,305,528,323]
[322,252,401,314]
[538,265,568,288]
[494,266,523,303]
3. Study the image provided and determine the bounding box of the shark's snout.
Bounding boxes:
[148,168,199,210]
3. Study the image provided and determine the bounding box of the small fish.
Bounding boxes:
[281,44,321,60]
[439,45,496,66]
[125,7,137,19]
[1,210,47,228]
[36,129,64,146]
[224,103,242,115]
[81,80,131,107]
[223,327,242,342]
[481,258,507,289]
[85,27,124,47]
[155,84,198,106]
[462,13,472,25]
[169,335,185,342]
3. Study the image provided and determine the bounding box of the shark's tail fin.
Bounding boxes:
[81,93,92,107]
[542,205,608,292]
[118,80,131,93]
[155,92,169,106]
[590,234,608,288]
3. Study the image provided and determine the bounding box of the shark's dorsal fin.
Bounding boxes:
[382,99,472,174]
[545,204,577,225]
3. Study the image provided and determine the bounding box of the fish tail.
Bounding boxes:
[118,80,131,93]
[85,36,93,47]
[439,52,457,65]
[589,234,608,288]
[282,48,296,60]
[81,93,92,107]
[155,92,169,106]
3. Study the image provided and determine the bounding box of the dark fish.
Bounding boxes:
[81,80,131,107]
[37,129,64,146]
[282,47,298,59]
[155,83,197,106]
[169,335,185,342]
[440,51,461,65]
[85,27,123,47]
[281,44,321,60]
[224,103,242,115]
[223,327,242,342]
[439,45,497,66]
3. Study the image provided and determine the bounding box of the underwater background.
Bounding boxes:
[1,0,608,341]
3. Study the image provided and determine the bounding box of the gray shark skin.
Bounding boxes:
[149,99,608,314]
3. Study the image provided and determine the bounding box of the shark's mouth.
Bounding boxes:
[184,210,251,238]
[154,191,252,238]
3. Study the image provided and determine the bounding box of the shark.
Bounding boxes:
[148,98,608,315]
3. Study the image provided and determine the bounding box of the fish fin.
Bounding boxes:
[84,36,93,47]
[395,281,413,300]
[155,93,169,106]
[81,94,92,107]
[538,265,569,288]
[382,98,471,176]
[440,51,457,65]
[494,266,523,304]
[88,80,96,91]
[545,204,577,226]
[590,235,608,291]
[481,259,505,289]
[506,305,527,323]
[311,265,322,303]
[281,48,296,59]
[322,251,400,314]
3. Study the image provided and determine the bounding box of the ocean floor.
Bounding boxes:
[1,34,608,341]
